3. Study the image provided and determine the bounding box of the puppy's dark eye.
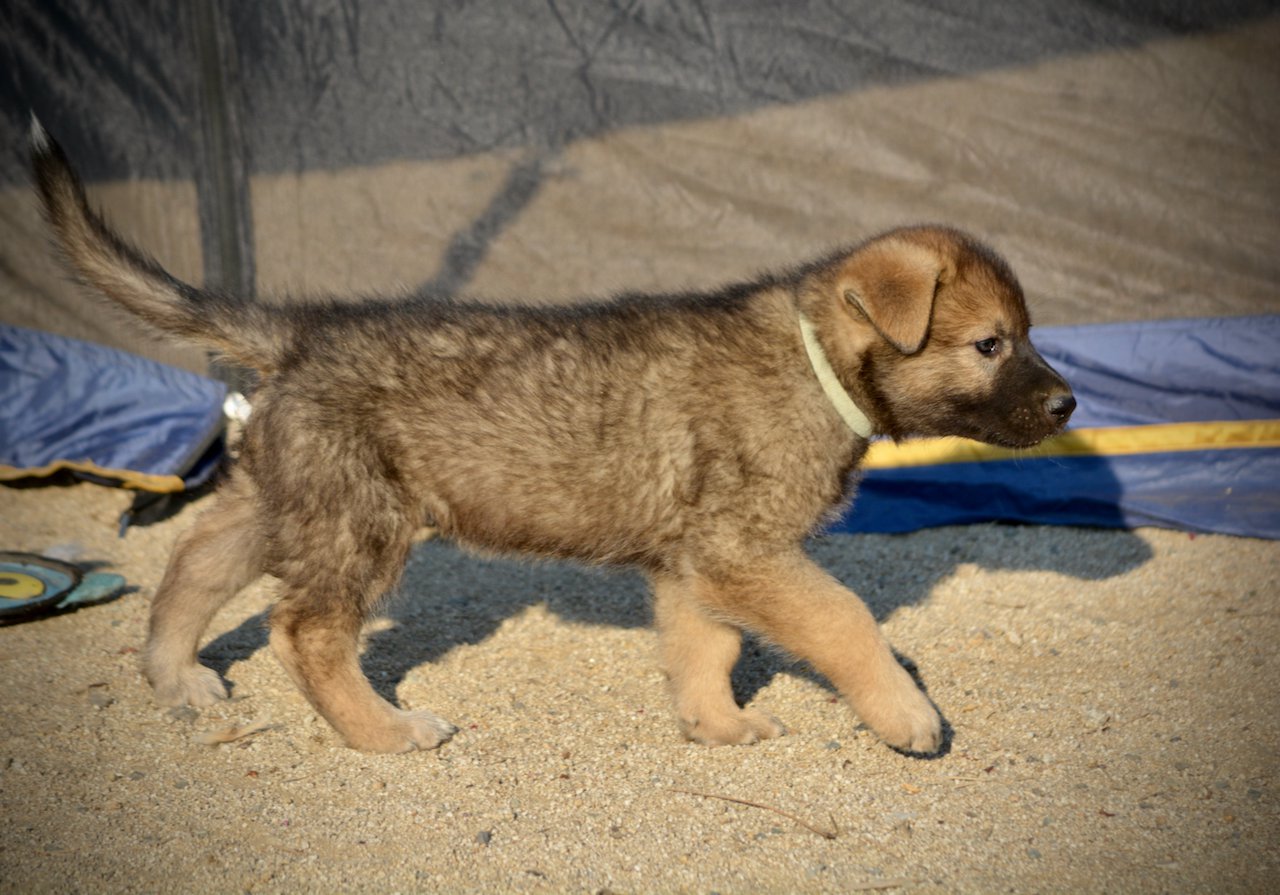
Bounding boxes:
[975,337,1000,356]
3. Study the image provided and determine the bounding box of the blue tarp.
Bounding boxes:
[836,315,1280,539]
[2,317,1276,539]
[0,324,225,492]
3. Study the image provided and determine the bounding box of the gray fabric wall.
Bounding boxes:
[2,1,1277,372]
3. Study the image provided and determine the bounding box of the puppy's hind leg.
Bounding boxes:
[268,508,456,754]
[653,572,785,746]
[145,472,266,707]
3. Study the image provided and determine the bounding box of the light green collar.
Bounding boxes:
[797,313,875,439]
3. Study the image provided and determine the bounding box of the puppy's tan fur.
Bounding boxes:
[33,123,1073,755]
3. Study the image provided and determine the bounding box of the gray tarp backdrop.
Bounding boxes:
[1,1,1278,375]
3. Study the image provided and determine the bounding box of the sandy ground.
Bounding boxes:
[1,480,1276,893]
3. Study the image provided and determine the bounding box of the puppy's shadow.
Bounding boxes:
[193,539,652,697]
[358,539,651,700]
[728,522,1150,756]
[199,610,270,687]
[198,523,1151,742]
[365,523,1150,715]
[813,522,1153,622]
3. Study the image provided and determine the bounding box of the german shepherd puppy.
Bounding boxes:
[31,118,1074,755]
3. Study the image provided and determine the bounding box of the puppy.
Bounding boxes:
[31,119,1073,755]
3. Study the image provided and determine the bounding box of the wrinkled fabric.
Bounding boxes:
[3,2,1277,356]
[4,1,1273,180]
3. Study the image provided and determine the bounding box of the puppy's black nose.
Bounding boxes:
[1045,392,1076,423]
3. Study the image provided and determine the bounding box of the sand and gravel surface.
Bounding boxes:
[1,481,1277,893]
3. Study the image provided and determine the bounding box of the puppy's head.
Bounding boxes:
[822,226,1074,448]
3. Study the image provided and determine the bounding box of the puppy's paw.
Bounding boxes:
[344,708,458,754]
[857,672,942,755]
[878,696,942,755]
[149,662,228,708]
[681,706,786,746]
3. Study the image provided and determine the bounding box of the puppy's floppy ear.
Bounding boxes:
[837,236,956,355]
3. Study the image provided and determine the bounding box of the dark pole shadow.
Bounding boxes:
[418,150,559,298]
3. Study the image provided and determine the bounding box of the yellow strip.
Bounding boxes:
[863,420,1280,469]
[0,460,187,493]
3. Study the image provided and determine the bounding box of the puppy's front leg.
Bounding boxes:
[652,573,786,745]
[691,550,942,755]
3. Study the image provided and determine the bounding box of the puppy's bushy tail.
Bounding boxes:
[29,115,286,373]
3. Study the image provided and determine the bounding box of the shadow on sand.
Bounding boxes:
[196,520,1152,757]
